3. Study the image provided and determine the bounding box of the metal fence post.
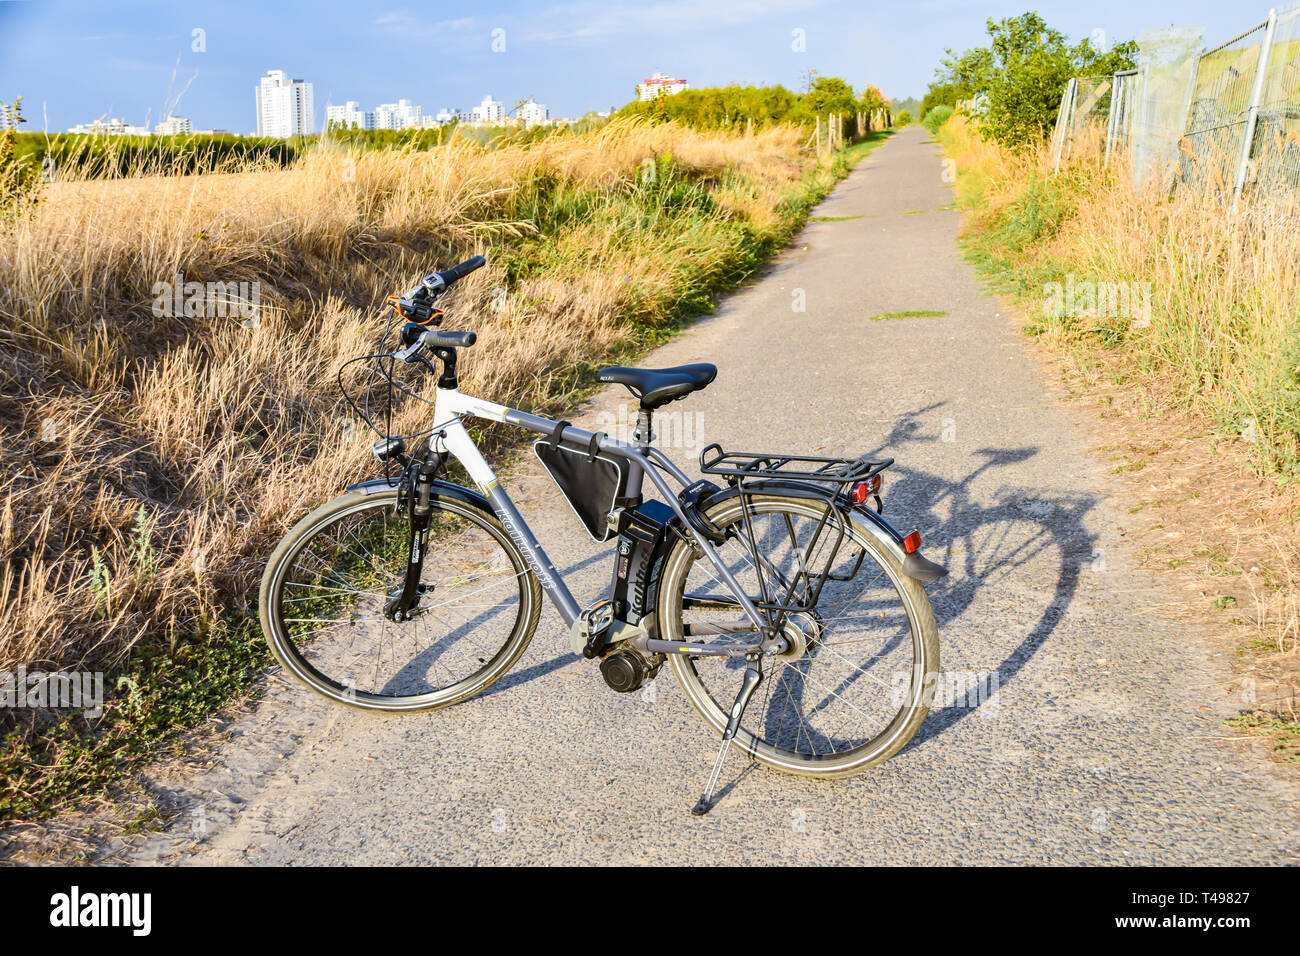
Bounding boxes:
[1104,73,1121,167]
[1233,7,1279,211]
[1053,78,1077,172]
[1063,78,1080,161]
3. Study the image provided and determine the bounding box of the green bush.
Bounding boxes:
[16,132,302,178]
[896,109,913,126]
[616,78,886,133]
[922,105,954,135]
[924,12,1137,148]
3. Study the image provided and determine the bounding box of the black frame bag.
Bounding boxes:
[533,421,633,542]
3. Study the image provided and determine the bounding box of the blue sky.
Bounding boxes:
[0,0,1254,134]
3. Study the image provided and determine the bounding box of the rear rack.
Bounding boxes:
[693,443,892,618]
[699,443,893,487]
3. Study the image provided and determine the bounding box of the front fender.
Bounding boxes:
[345,477,497,519]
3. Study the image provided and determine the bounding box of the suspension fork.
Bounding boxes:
[383,448,448,622]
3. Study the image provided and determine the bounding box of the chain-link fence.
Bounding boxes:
[1051,3,1300,207]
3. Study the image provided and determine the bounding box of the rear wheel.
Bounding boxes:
[658,494,939,778]
[259,488,540,711]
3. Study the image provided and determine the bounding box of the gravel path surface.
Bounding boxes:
[119,127,1299,865]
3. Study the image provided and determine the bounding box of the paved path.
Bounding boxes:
[120,127,1298,865]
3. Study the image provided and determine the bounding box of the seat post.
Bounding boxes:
[634,407,654,452]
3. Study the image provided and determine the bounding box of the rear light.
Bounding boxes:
[850,474,882,504]
[903,531,922,554]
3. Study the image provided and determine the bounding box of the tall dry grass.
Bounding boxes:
[0,118,820,679]
[939,112,1299,660]
[945,114,1300,471]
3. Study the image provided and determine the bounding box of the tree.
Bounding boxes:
[858,84,887,114]
[802,76,855,116]
[924,12,1137,148]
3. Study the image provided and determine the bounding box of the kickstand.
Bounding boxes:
[691,664,762,816]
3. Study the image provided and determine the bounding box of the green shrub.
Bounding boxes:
[923,13,1137,149]
[922,105,954,135]
[896,109,913,126]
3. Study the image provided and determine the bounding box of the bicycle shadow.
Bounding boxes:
[859,407,1099,749]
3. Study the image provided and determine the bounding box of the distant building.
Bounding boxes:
[471,95,504,124]
[67,117,151,135]
[154,116,193,136]
[638,73,688,101]
[193,129,235,137]
[375,99,422,130]
[255,70,314,137]
[436,107,478,124]
[326,100,375,131]
[517,99,549,126]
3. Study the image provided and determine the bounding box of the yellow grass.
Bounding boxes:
[0,118,820,673]
[939,112,1299,658]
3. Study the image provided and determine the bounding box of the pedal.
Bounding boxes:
[568,599,615,658]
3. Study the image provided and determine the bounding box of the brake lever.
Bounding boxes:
[394,332,430,363]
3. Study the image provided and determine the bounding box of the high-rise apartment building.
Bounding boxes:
[375,99,422,129]
[326,101,375,131]
[637,73,688,101]
[517,100,549,126]
[471,95,504,124]
[255,70,314,137]
[155,116,193,136]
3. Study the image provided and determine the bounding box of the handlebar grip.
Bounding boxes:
[434,255,486,286]
[425,330,477,348]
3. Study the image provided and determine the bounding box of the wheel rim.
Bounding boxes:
[662,496,931,771]
[266,494,534,709]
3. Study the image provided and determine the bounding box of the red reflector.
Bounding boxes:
[850,475,882,505]
[903,531,922,554]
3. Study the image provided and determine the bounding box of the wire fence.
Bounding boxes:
[1052,3,1300,208]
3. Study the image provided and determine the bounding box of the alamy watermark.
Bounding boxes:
[1,666,103,718]
[151,271,261,322]
[1043,274,1152,328]
[592,403,707,451]
[894,670,999,715]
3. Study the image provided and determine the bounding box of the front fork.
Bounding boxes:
[383,449,448,622]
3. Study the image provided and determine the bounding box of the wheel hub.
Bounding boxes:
[774,610,822,662]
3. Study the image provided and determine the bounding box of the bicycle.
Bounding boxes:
[259,255,948,814]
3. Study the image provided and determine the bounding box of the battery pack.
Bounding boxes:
[610,499,675,624]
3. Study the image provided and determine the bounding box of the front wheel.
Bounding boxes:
[658,493,940,778]
[259,487,541,712]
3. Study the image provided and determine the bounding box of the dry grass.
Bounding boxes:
[938,112,1299,743]
[0,117,820,682]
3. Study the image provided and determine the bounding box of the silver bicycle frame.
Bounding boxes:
[428,384,770,642]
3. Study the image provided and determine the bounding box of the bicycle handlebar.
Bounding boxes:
[392,255,488,323]
[426,255,486,290]
[394,324,477,363]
